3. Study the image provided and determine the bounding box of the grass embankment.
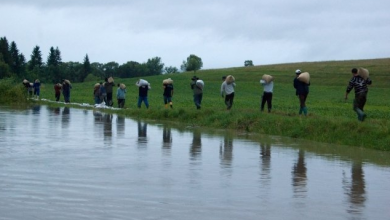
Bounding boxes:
[0,77,29,105]
[23,58,390,150]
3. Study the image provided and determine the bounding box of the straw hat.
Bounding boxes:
[120,83,126,89]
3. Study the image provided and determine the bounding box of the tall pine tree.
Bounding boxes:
[9,41,22,76]
[46,46,62,83]
[0,37,11,65]
[28,46,43,71]
[80,54,91,82]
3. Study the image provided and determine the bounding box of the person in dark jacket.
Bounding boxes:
[163,79,174,109]
[190,76,203,109]
[104,77,115,106]
[293,69,310,116]
[345,68,372,121]
[62,79,72,103]
[33,79,41,99]
[136,80,150,109]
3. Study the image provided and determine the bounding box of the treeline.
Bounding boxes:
[0,36,181,84]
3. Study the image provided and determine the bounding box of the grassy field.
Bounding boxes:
[31,58,390,150]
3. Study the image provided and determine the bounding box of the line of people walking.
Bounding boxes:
[22,67,371,122]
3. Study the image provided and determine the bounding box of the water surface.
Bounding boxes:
[0,105,389,220]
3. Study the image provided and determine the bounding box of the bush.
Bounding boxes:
[0,78,28,104]
[83,73,100,82]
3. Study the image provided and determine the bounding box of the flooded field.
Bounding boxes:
[0,105,389,220]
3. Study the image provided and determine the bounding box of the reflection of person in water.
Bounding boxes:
[137,121,148,144]
[344,161,366,215]
[190,130,202,160]
[61,107,70,128]
[292,150,307,197]
[54,107,60,115]
[219,136,233,167]
[116,116,125,137]
[260,143,271,181]
[163,126,172,147]
[103,114,113,138]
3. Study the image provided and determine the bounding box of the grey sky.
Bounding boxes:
[1,0,389,69]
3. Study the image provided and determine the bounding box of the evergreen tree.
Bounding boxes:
[55,47,62,64]
[81,54,91,82]
[47,46,62,67]
[28,46,43,71]
[46,46,62,83]
[18,53,27,77]
[9,41,21,76]
[0,37,11,65]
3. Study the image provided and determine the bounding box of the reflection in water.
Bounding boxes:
[260,143,271,184]
[32,105,41,114]
[61,107,70,128]
[219,136,233,168]
[116,116,125,137]
[1,106,390,220]
[162,125,172,154]
[190,130,202,161]
[138,121,148,144]
[53,107,60,115]
[343,161,366,216]
[103,114,113,140]
[292,150,307,198]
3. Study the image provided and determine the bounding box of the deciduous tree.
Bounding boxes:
[182,54,203,73]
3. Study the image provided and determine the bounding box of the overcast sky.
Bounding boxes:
[1,0,389,69]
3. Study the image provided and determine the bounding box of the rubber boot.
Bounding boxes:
[299,107,303,115]
[355,108,365,121]
[169,102,173,108]
[303,107,308,116]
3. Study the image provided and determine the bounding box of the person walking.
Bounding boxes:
[293,69,310,116]
[54,83,62,102]
[93,83,101,104]
[33,79,41,99]
[104,77,115,106]
[345,68,372,121]
[221,75,236,110]
[163,78,174,109]
[116,83,126,108]
[136,79,150,109]
[62,79,72,103]
[260,75,274,113]
[99,82,107,104]
[23,79,33,98]
[190,76,203,109]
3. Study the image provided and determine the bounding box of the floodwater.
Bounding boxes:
[0,105,389,220]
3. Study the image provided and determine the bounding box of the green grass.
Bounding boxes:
[17,58,390,150]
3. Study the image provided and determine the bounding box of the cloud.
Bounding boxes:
[1,0,389,69]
